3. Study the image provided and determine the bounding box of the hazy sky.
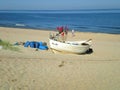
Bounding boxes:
[0,0,120,10]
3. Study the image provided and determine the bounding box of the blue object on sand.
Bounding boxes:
[24,41,48,50]
[35,42,40,48]
[30,41,35,48]
[39,45,48,50]
[39,42,43,46]
[24,41,30,47]
[39,42,48,50]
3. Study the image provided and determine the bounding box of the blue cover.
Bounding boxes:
[39,42,48,50]
[24,41,48,50]
[30,41,35,48]
[24,41,30,47]
[35,42,40,48]
[39,42,43,46]
[39,45,48,50]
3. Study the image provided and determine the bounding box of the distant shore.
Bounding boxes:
[0,27,120,90]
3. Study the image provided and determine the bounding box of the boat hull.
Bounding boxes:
[49,39,91,54]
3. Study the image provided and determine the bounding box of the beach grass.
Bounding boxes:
[0,39,19,51]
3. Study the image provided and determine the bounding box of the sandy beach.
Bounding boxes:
[0,27,120,90]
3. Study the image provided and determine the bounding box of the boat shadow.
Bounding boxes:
[85,48,93,54]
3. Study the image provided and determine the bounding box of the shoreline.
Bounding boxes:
[0,26,120,35]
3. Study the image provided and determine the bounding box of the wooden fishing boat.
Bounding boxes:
[49,38,92,54]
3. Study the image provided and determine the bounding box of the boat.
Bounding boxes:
[49,38,92,54]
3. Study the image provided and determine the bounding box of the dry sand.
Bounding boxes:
[0,27,120,90]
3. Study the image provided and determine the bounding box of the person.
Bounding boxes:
[72,29,75,37]
[57,26,63,34]
[60,31,65,42]
[56,26,68,42]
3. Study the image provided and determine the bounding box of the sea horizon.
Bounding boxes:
[0,9,120,13]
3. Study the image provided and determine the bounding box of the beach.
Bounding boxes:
[0,27,120,90]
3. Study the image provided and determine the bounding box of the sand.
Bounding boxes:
[0,27,120,90]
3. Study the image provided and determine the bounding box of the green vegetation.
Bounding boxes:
[0,39,19,51]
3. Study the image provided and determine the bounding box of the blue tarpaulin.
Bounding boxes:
[24,41,48,50]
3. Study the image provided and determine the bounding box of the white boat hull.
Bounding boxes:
[49,39,92,54]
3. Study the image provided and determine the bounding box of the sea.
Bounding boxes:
[0,9,120,34]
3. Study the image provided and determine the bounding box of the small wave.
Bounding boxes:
[76,26,89,29]
[98,26,120,29]
[15,24,25,27]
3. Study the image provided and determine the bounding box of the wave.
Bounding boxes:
[99,26,120,29]
[75,25,120,30]
[15,23,26,27]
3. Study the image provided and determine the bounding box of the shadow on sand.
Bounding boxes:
[86,48,93,54]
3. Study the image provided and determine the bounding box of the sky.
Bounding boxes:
[0,0,120,10]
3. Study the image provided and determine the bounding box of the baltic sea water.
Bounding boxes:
[0,9,120,34]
